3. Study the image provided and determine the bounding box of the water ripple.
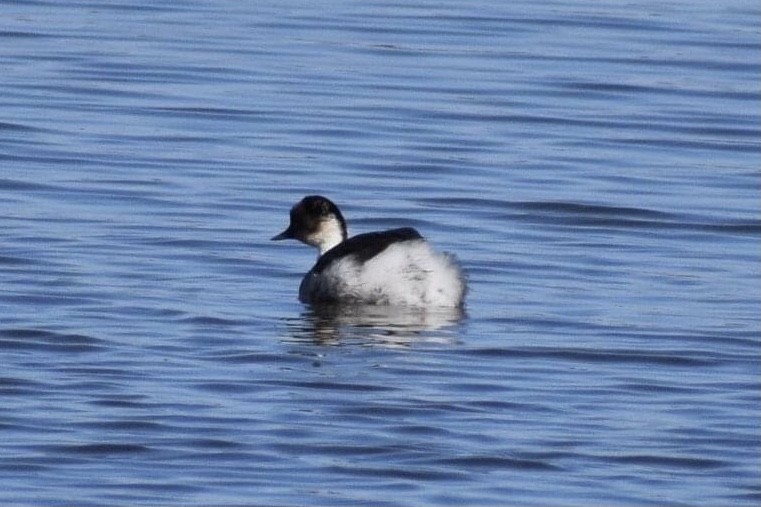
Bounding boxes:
[0,0,758,506]
[0,329,106,353]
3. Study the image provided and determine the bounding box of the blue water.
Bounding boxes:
[1,1,759,505]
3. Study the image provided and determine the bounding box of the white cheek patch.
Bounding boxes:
[305,217,345,255]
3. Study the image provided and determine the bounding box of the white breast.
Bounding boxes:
[299,240,466,307]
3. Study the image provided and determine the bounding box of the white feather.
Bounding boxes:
[300,240,466,307]
[305,216,344,256]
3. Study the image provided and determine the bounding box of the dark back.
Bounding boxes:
[311,227,423,274]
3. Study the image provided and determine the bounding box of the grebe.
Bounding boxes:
[272,195,466,307]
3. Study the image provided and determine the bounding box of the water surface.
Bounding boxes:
[1,0,759,505]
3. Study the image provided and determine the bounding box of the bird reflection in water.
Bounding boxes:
[285,304,466,347]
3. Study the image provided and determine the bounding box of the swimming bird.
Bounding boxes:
[272,195,466,307]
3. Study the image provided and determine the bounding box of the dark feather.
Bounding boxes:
[311,227,423,274]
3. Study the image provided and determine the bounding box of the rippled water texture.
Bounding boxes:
[1,1,759,505]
